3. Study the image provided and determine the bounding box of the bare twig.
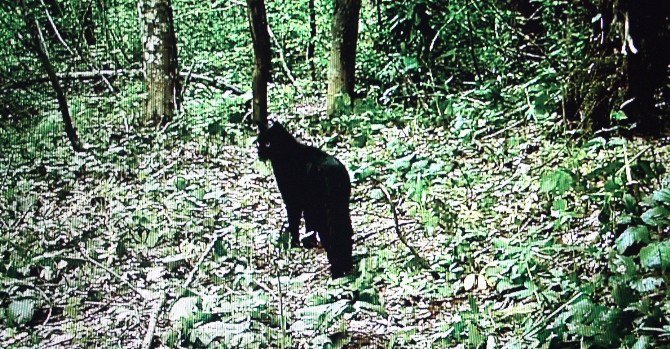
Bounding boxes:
[375,182,436,277]
[523,292,583,339]
[183,234,220,287]
[354,221,413,243]
[180,60,197,98]
[79,247,149,300]
[267,26,301,94]
[275,222,287,339]
[38,0,74,55]
[141,292,166,349]
[480,119,525,140]
[616,145,654,178]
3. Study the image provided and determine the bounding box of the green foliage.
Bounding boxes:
[1,0,669,348]
[556,183,670,347]
[7,298,36,326]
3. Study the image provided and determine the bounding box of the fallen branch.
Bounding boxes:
[480,118,525,140]
[376,182,439,279]
[354,221,413,243]
[4,69,246,95]
[141,292,166,349]
[79,247,149,300]
[184,72,246,95]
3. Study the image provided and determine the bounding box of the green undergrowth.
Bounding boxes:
[1,80,669,348]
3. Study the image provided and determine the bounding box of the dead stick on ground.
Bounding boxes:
[376,182,436,277]
[141,292,166,349]
[141,233,222,349]
[79,247,149,300]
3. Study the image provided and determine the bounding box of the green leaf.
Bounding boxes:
[391,154,416,172]
[169,297,200,322]
[190,321,249,347]
[8,298,35,325]
[611,283,635,307]
[615,226,650,254]
[639,241,670,270]
[623,194,637,213]
[353,164,378,181]
[540,170,573,194]
[631,277,663,293]
[175,177,188,191]
[641,206,670,226]
[468,323,484,348]
[652,189,670,204]
[296,300,352,331]
[632,335,651,349]
[611,110,627,121]
[552,199,568,211]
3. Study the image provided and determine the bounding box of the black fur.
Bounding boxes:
[257,121,354,278]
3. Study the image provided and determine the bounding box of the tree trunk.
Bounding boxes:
[83,1,96,46]
[564,0,618,131]
[326,0,361,118]
[620,0,670,132]
[307,0,316,81]
[23,9,84,152]
[246,0,272,131]
[140,0,180,126]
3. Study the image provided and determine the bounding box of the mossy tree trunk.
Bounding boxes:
[326,0,361,118]
[140,0,180,126]
[246,0,272,131]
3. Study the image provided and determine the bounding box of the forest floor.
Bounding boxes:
[1,94,668,348]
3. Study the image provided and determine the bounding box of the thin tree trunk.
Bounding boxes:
[83,1,96,46]
[307,0,316,81]
[621,0,669,132]
[23,10,84,152]
[140,0,180,126]
[509,0,546,39]
[326,0,361,118]
[246,0,272,131]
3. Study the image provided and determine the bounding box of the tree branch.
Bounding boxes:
[4,69,245,95]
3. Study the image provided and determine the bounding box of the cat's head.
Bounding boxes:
[256,120,296,161]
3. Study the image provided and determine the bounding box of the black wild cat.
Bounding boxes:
[257,121,354,278]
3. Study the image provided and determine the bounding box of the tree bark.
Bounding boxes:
[140,0,180,126]
[246,0,272,131]
[326,0,361,118]
[23,9,84,152]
